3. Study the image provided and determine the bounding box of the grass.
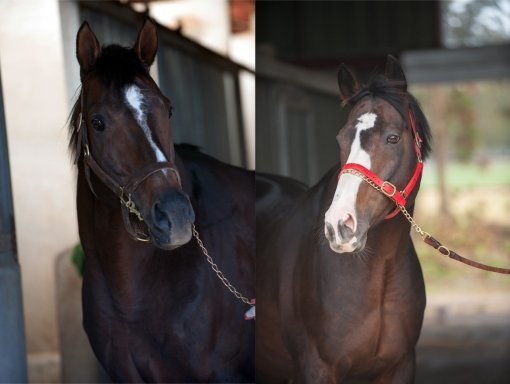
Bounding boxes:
[71,243,85,277]
[413,207,510,292]
[421,159,510,189]
[413,159,510,291]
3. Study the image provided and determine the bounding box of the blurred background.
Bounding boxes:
[0,0,254,382]
[257,1,510,383]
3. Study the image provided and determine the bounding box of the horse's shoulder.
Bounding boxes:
[176,143,251,177]
[176,144,254,226]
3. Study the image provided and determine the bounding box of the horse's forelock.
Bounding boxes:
[67,44,150,163]
[348,77,432,160]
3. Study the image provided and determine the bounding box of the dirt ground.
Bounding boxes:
[415,291,510,384]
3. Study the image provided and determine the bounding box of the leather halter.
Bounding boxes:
[339,110,423,220]
[76,94,182,242]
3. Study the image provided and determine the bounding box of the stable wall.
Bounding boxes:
[0,0,78,375]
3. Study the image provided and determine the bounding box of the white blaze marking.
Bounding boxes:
[124,85,167,162]
[325,112,377,250]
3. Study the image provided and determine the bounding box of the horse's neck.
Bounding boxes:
[366,216,413,262]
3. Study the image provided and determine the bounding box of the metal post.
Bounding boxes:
[0,61,28,382]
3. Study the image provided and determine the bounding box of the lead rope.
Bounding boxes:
[192,225,256,319]
[343,168,510,275]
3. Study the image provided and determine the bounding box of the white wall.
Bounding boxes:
[149,0,230,55]
[0,0,78,369]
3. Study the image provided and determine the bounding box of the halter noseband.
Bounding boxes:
[76,94,182,242]
[339,110,423,220]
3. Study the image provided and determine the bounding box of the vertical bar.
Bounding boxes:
[223,71,244,167]
[0,61,28,382]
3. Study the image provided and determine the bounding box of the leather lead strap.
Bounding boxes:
[424,235,510,275]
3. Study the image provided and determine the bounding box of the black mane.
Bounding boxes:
[68,45,149,162]
[347,77,432,160]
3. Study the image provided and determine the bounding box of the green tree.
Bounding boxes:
[447,87,479,162]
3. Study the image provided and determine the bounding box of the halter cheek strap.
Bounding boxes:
[77,97,182,242]
[339,110,423,220]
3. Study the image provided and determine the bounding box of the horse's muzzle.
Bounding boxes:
[149,190,195,250]
[324,211,368,253]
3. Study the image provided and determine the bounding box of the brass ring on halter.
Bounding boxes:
[437,245,451,257]
[381,181,397,198]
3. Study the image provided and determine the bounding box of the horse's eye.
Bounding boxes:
[91,117,105,131]
[387,134,400,144]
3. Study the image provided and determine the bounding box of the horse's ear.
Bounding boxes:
[134,18,158,67]
[385,55,407,91]
[337,64,359,104]
[76,21,101,76]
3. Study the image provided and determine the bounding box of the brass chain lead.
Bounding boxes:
[398,204,430,240]
[192,224,252,305]
[119,188,144,222]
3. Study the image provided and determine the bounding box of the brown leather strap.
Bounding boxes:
[424,235,510,275]
[79,105,181,200]
[77,92,183,243]
[84,152,123,198]
[123,161,181,194]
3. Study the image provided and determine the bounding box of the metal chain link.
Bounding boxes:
[192,224,252,305]
[342,169,382,193]
[341,168,430,240]
[397,204,430,240]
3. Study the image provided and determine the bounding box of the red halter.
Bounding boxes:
[339,111,423,220]
[336,112,510,274]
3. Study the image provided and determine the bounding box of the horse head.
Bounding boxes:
[74,19,195,250]
[324,56,431,253]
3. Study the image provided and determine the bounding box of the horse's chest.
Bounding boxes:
[87,290,248,380]
[310,292,422,377]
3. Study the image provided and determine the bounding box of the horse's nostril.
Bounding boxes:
[325,222,335,241]
[153,202,172,231]
[341,213,356,233]
[337,217,355,240]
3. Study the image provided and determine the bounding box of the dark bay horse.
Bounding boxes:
[257,56,431,383]
[69,19,254,382]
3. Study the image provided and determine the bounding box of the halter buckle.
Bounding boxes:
[381,181,397,198]
[84,144,90,157]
